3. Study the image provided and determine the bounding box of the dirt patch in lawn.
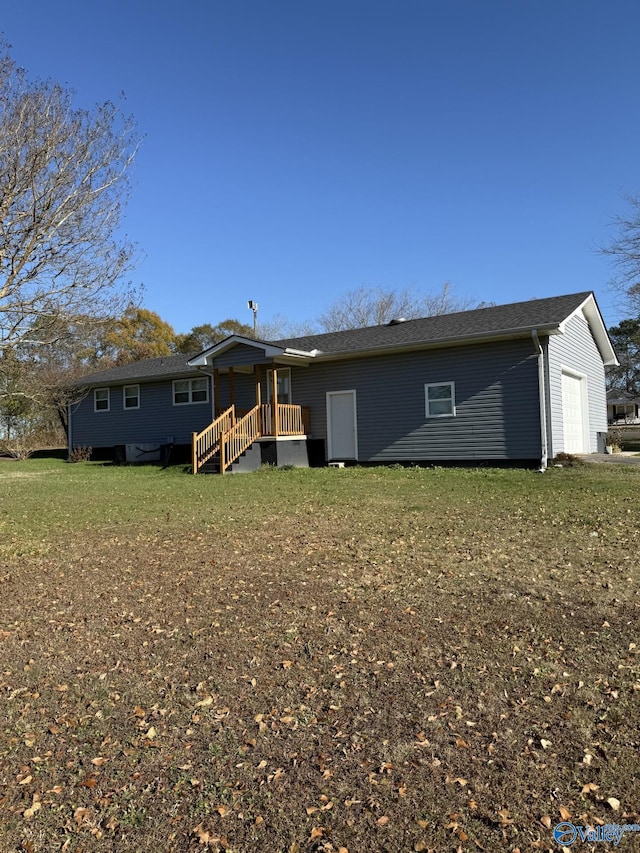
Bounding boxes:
[1,466,639,852]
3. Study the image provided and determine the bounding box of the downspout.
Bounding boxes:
[67,403,72,460]
[532,330,548,471]
[196,366,215,422]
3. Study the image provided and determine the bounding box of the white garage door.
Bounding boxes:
[562,372,587,453]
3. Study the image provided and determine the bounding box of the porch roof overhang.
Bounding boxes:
[187,335,319,368]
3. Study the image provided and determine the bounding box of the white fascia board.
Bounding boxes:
[283,347,319,358]
[559,293,618,366]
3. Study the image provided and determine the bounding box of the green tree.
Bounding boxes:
[102,307,176,364]
[174,319,253,354]
[607,317,640,394]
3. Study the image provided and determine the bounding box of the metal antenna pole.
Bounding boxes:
[247,300,258,336]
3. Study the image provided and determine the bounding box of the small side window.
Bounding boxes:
[94,388,110,412]
[425,382,455,418]
[123,385,140,410]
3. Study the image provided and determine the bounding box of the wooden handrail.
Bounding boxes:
[193,404,309,474]
[192,405,235,474]
[276,403,306,435]
[259,404,308,436]
[220,405,261,474]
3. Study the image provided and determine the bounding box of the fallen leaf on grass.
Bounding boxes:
[559,806,571,821]
[607,797,620,811]
[192,823,217,845]
[376,815,389,826]
[74,807,90,826]
[582,783,599,794]
[23,798,42,819]
[540,815,552,829]
[91,756,107,766]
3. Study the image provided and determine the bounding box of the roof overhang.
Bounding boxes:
[298,325,564,363]
[77,369,203,388]
[559,293,618,366]
[188,335,318,367]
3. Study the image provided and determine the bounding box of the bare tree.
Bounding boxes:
[601,194,640,312]
[257,313,318,341]
[0,43,141,354]
[319,282,474,332]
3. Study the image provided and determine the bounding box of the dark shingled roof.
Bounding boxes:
[78,292,596,385]
[273,292,594,354]
[75,352,201,386]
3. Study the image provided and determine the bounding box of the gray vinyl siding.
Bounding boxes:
[289,339,541,461]
[547,312,608,455]
[214,372,259,411]
[70,377,213,447]
[212,345,271,369]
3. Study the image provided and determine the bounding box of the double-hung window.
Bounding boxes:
[173,377,209,405]
[123,385,140,410]
[94,388,110,412]
[425,382,456,417]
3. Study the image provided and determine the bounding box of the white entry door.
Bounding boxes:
[562,371,588,453]
[327,390,358,460]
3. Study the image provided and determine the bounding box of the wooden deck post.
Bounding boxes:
[191,432,198,474]
[255,365,262,434]
[272,368,279,437]
[213,369,220,416]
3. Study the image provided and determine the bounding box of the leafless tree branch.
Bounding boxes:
[0,44,142,353]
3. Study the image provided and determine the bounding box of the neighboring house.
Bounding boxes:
[69,291,617,471]
[607,388,640,424]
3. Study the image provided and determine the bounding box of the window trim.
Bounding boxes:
[94,387,110,412]
[123,384,140,410]
[425,381,456,418]
[172,377,210,406]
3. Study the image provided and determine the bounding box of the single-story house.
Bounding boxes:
[68,291,617,472]
[607,388,640,424]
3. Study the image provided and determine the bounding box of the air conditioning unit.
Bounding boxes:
[125,442,162,463]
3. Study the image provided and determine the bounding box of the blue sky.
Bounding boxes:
[3,0,640,333]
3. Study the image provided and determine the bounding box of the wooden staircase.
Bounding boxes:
[192,404,308,474]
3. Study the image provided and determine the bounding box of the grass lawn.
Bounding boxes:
[0,460,639,852]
